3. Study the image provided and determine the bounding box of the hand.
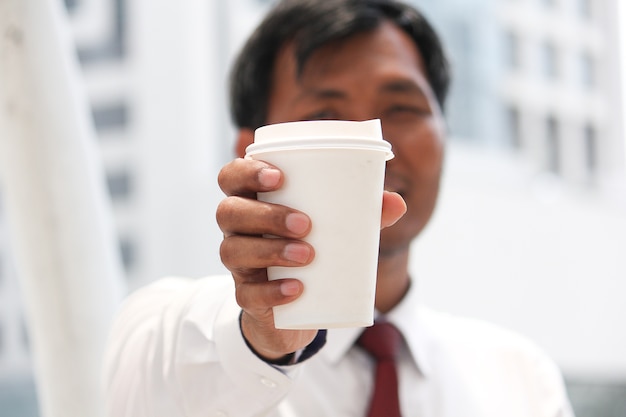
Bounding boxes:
[217,157,316,360]
[216,158,406,361]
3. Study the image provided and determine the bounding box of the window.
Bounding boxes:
[119,237,137,272]
[75,0,126,64]
[64,0,79,12]
[576,0,592,20]
[504,31,521,70]
[541,41,559,80]
[583,124,597,174]
[0,320,4,357]
[21,318,30,352]
[505,105,522,148]
[92,102,129,133]
[546,116,560,173]
[106,170,133,201]
[579,51,595,88]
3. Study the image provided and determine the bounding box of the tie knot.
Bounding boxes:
[357,321,402,361]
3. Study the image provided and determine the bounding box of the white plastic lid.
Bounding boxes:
[246,119,394,160]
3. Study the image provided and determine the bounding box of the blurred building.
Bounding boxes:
[0,0,624,415]
[0,0,275,391]
[0,0,227,406]
[418,0,624,187]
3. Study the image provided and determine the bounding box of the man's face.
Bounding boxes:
[266,21,446,256]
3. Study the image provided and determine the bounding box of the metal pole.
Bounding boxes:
[0,1,126,416]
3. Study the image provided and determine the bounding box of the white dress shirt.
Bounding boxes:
[104,275,575,417]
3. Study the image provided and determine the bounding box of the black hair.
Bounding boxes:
[230,0,451,130]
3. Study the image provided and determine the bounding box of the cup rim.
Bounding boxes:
[245,137,394,160]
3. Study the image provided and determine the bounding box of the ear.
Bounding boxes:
[235,128,254,158]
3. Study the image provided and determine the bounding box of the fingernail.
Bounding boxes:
[258,168,280,188]
[282,243,311,264]
[280,281,300,296]
[285,213,310,235]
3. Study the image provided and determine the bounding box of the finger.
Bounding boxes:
[220,235,314,271]
[381,191,407,229]
[217,196,311,238]
[218,158,283,197]
[235,279,304,317]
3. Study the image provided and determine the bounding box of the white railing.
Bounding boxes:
[0,1,126,416]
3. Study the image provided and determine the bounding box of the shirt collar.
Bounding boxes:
[320,278,434,378]
[386,279,433,377]
[319,325,363,365]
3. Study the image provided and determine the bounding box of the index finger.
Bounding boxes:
[218,158,284,197]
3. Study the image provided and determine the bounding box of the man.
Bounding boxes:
[104,1,574,416]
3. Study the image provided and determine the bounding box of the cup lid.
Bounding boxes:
[246,119,394,160]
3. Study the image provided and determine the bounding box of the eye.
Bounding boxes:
[385,104,431,118]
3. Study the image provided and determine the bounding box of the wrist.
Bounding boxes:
[239,310,295,362]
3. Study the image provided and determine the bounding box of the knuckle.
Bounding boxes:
[217,161,236,192]
[215,198,234,227]
[219,237,235,268]
[253,202,282,229]
[235,282,271,313]
[217,168,227,191]
[234,284,248,309]
[257,202,277,223]
[230,274,262,312]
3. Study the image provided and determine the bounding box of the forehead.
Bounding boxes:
[300,21,427,80]
[267,21,431,120]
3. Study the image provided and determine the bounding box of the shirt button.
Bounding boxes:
[260,377,277,388]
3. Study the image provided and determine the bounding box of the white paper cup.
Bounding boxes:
[246,119,393,329]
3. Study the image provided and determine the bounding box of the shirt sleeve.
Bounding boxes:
[526,346,577,417]
[103,275,306,417]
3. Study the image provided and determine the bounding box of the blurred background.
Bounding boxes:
[0,0,625,415]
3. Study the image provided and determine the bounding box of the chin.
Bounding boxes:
[379,204,434,252]
[378,224,415,258]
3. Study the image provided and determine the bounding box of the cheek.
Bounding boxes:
[389,120,444,176]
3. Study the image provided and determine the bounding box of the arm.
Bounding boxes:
[103,276,304,417]
[104,157,406,416]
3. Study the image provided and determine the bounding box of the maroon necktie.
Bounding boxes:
[357,321,403,417]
